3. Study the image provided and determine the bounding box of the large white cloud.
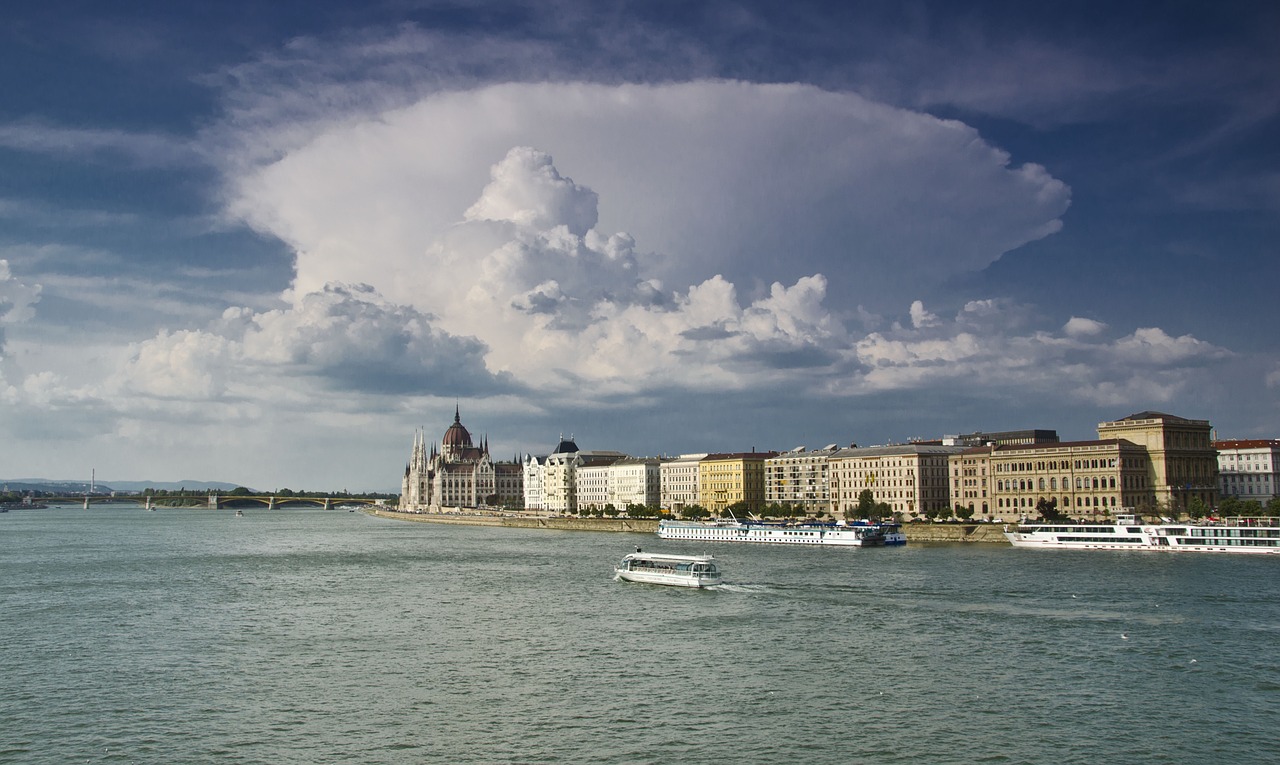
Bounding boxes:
[852,299,1230,404]
[226,80,1070,315]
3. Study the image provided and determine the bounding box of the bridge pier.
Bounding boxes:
[323,498,331,510]
[209,494,219,509]
[268,496,276,510]
[83,496,89,510]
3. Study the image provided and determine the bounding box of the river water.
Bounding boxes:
[2,505,1277,764]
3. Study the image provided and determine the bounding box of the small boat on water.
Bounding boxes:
[615,550,722,588]
[1004,515,1280,554]
[880,522,906,546]
[235,509,244,517]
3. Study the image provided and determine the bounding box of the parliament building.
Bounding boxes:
[399,407,523,512]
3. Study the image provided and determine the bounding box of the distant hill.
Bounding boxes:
[2,479,252,494]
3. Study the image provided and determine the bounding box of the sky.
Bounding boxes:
[1,1,1277,492]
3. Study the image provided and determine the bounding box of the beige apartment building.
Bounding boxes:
[699,451,777,514]
[582,457,660,511]
[950,447,992,516]
[765,445,840,515]
[830,445,963,519]
[660,453,707,512]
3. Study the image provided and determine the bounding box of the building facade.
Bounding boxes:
[521,436,628,514]
[399,407,522,512]
[698,452,777,514]
[949,446,992,517]
[830,445,964,519]
[983,439,1154,521]
[577,457,661,512]
[660,453,707,512]
[1096,411,1219,513]
[1214,439,1280,501]
[764,445,840,515]
[948,412,1220,521]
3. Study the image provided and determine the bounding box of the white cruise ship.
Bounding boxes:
[1003,516,1280,554]
[658,518,892,547]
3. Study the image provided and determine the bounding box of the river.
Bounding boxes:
[2,505,1277,763]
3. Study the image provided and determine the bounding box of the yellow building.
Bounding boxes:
[699,451,776,514]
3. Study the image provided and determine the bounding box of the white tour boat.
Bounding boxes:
[614,551,722,588]
[1003,516,1280,554]
[657,518,894,547]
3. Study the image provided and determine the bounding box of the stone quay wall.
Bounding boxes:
[370,510,1009,543]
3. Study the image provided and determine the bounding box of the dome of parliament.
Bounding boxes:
[442,407,473,448]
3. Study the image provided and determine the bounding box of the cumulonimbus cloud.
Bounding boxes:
[7,80,1231,436]
[225,80,1071,315]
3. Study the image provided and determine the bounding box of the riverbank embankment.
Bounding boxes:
[370,509,655,533]
[368,510,1010,543]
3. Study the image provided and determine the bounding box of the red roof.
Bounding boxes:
[1214,439,1280,449]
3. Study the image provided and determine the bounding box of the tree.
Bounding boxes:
[679,504,710,520]
[956,504,975,521]
[1267,496,1280,517]
[856,489,875,519]
[1218,497,1244,518]
[1036,497,1065,521]
[1185,496,1208,520]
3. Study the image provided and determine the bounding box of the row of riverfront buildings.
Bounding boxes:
[399,408,1278,521]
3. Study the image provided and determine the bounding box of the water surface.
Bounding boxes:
[2,506,1277,763]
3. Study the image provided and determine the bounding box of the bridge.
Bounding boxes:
[35,496,391,510]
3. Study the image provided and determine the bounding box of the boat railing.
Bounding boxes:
[1224,516,1280,527]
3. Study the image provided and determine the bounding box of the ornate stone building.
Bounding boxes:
[399,407,523,512]
[948,411,1220,521]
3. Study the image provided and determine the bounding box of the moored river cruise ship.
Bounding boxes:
[1003,516,1280,554]
[658,518,895,547]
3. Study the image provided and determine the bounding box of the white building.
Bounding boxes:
[521,435,627,514]
[660,453,706,511]
[1215,439,1280,502]
[578,457,661,512]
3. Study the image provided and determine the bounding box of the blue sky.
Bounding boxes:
[1,1,1276,491]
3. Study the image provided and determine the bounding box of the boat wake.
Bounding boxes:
[715,583,772,594]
